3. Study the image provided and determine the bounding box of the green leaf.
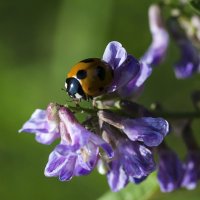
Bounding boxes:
[98,173,159,200]
[188,0,200,14]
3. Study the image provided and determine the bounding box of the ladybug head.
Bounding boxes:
[65,77,87,100]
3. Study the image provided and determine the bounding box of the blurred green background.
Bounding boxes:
[0,0,200,199]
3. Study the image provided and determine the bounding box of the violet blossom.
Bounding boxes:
[157,146,184,192]
[168,17,200,78]
[100,123,156,192]
[102,41,152,98]
[141,4,169,66]
[181,151,200,190]
[20,36,170,191]
[19,103,60,145]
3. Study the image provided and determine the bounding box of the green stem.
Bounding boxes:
[67,105,97,115]
[153,111,200,119]
[68,104,200,119]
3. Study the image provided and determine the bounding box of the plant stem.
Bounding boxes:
[153,111,200,119]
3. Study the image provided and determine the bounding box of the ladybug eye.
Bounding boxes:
[76,70,87,79]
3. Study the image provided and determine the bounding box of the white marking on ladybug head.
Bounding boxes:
[65,82,68,89]
[75,93,83,99]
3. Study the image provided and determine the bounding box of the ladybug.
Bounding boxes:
[65,58,113,100]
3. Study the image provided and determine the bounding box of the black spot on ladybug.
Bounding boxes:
[99,87,104,92]
[96,66,105,81]
[77,70,87,79]
[80,58,94,63]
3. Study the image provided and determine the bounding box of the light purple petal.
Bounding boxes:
[19,109,50,133]
[75,141,99,175]
[89,132,113,158]
[35,132,60,145]
[59,156,76,181]
[58,107,90,146]
[102,41,127,69]
[19,108,59,144]
[141,4,169,66]
[44,149,73,177]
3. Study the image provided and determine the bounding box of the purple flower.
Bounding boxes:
[168,18,200,78]
[141,4,169,66]
[102,41,152,98]
[157,148,184,192]
[19,103,60,145]
[182,151,200,190]
[98,110,169,147]
[102,124,155,192]
[44,107,113,180]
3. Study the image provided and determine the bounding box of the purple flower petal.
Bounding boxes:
[168,18,200,78]
[117,61,152,97]
[59,107,113,158]
[107,160,129,192]
[107,55,141,93]
[122,117,169,147]
[158,149,184,192]
[98,111,169,147]
[182,151,200,190]
[120,140,156,178]
[141,4,169,66]
[35,132,59,145]
[44,147,75,179]
[102,41,127,69]
[103,123,156,192]
[19,103,60,144]
[19,109,51,134]
[107,139,155,192]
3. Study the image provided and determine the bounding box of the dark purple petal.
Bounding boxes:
[102,41,127,69]
[168,18,200,78]
[157,149,184,192]
[130,176,147,184]
[122,117,169,147]
[120,140,155,178]
[117,61,152,97]
[182,151,200,190]
[107,55,141,93]
[174,43,200,78]
[89,132,113,158]
[141,5,169,66]
[107,159,129,192]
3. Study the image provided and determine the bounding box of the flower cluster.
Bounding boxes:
[19,1,200,195]
[19,36,169,192]
[157,121,200,192]
[145,1,200,78]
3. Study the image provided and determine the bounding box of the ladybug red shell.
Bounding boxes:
[65,58,113,100]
